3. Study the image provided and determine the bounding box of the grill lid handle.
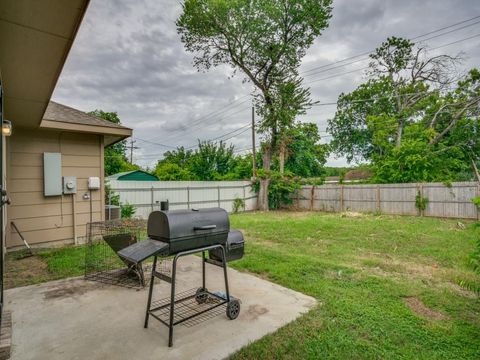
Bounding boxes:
[194,225,217,230]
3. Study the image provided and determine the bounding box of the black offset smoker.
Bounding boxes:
[118,208,244,347]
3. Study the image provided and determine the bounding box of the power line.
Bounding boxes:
[162,105,251,144]
[298,19,480,81]
[136,137,178,148]
[300,14,480,76]
[184,124,252,150]
[305,32,480,86]
[144,97,250,143]
[430,32,480,50]
[310,87,457,107]
[137,16,480,152]
[161,16,480,147]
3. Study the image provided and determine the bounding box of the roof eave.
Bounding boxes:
[40,119,132,146]
[0,0,90,128]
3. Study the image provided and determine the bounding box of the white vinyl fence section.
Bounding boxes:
[108,180,257,219]
[294,182,480,219]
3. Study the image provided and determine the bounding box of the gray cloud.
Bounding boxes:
[53,0,480,168]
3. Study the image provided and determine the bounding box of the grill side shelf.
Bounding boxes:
[117,239,169,264]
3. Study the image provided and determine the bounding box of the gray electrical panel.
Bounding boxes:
[44,153,62,196]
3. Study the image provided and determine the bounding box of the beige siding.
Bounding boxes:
[6,128,103,248]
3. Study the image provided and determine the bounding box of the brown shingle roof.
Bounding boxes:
[43,101,129,129]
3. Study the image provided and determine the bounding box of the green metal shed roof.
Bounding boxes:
[107,170,159,181]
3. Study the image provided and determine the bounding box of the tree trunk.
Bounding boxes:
[472,159,480,183]
[258,147,272,211]
[279,141,285,175]
[395,119,404,147]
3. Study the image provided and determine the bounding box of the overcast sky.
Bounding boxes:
[52,0,480,168]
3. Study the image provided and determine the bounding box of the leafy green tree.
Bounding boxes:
[88,110,139,176]
[328,37,479,183]
[157,147,194,168]
[155,162,193,180]
[154,141,238,180]
[283,122,328,178]
[177,0,332,210]
[217,154,253,180]
[154,146,194,180]
[189,141,236,180]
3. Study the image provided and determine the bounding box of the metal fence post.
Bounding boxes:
[476,183,480,221]
[310,186,315,211]
[340,185,344,212]
[419,184,424,217]
[243,185,246,212]
[151,186,154,213]
[187,187,190,209]
[376,185,381,212]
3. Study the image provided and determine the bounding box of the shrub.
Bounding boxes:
[121,203,136,219]
[472,196,480,208]
[415,191,429,212]
[105,182,120,206]
[232,197,245,213]
[268,172,301,209]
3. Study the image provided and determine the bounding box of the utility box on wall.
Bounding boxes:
[43,153,62,196]
[63,176,77,194]
[88,177,100,190]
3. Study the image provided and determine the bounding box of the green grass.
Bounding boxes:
[5,243,123,288]
[5,211,480,358]
[228,212,480,360]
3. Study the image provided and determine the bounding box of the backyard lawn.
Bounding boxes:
[5,211,480,359]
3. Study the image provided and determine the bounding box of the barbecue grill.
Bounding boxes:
[117,207,245,347]
[147,208,230,254]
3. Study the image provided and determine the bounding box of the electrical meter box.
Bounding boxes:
[88,177,101,190]
[63,176,77,194]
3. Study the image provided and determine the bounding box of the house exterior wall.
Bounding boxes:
[6,127,104,249]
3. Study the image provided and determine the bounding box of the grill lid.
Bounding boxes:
[147,208,230,241]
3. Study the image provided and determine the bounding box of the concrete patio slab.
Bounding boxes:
[5,256,316,360]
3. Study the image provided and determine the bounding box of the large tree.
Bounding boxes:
[328,37,480,183]
[177,0,332,210]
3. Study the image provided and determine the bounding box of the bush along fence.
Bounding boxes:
[108,180,257,219]
[293,182,480,220]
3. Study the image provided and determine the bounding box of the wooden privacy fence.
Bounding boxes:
[293,182,480,219]
[108,180,257,219]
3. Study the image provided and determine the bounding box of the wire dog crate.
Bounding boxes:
[85,219,152,289]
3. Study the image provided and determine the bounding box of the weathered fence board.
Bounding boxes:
[294,182,479,220]
[108,180,257,219]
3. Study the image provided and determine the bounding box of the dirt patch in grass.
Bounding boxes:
[340,211,366,218]
[404,297,449,321]
[4,255,56,289]
[357,254,438,279]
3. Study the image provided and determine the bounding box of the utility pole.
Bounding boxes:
[128,139,139,163]
[251,106,257,178]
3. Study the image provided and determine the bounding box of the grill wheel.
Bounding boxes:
[226,299,240,320]
[195,287,209,304]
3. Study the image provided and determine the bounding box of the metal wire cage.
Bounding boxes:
[84,219,150,289]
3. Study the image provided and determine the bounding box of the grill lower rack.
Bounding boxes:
[143,244,241,347]
[149,288,227,328]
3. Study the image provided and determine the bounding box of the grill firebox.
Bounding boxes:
[147,208,230,254]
